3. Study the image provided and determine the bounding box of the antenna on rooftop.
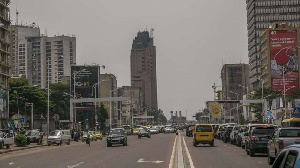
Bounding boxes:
[16,8,19,25]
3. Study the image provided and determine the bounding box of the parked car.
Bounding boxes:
[164,126,174,133]
[230,125,240,144]
[245,125,275,157]
[138,128,150,138]
[216,125,226,140]
[106,128,127,147]
[267,127,300,165]
[212,124,219,138]
[222,126,233,143]
[193,124,214,147]
[186,125,194,137]
[242,124,269,149]
[26,130,43,144]
[272,144,300,168]
[47,130,71,146]
[149,128,158,134]
[0,130,15,149]
[235,126,246,147]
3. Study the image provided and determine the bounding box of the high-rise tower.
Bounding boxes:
[130,31,157,109]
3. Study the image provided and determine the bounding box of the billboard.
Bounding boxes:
[207,101,221,119]
[269,30,299,94]
[71,65,99,99]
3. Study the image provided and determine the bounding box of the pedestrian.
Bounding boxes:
[86,131,91,146]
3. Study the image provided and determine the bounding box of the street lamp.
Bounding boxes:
[282,86,295,119]
[239,84,250,121]
[230,91,239,123]
[13,90,20,128]
[109,89,117,129]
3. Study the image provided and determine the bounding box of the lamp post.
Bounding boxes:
[109,89,116,129]
[13,90,20,128]
[282,86,295,119]
[230,91,239,123]
[26,103,33,130]
[239,84,250,121]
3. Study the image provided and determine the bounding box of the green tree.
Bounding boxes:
[50,83,70,120]
[250,87,281,122]
[98,103,108,131]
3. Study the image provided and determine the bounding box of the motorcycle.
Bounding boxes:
[86,137,90,145]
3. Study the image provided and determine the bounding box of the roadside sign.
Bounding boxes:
[20,118,24,123]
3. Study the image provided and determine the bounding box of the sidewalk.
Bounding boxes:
[0,137,47,154]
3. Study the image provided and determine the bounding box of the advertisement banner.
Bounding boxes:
[210,103,221,119]
[71,65,99,99]
[269,30,298,94]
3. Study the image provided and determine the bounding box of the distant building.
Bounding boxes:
[9,24,40,77]
[246,0,300,90]
[117,86,143,125]
[0,0,11,129]
[100,74,117,124]
[130,31,157,109]
[26,35,76,88]
[221,64,249,122]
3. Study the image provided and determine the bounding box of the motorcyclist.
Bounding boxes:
[86,131,91,145]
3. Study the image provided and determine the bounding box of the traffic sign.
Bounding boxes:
[20,118,24,123]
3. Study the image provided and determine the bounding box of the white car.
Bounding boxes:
[47,130,71,146]
[149,128,158,134]
[0,131,15,149]
[164,127,174,133]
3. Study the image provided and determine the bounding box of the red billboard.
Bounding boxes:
[269,30,298,94]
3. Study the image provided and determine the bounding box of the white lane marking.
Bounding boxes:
[257,161,263,164]
[182,136,195,168]
[68,162,84,168]
[137,159,164,164]
[9,162,14,165]
[168,136,177,168]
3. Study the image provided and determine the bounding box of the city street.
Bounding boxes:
[0,132,274,168]
[0,133,175,168]
[183,135,270,168]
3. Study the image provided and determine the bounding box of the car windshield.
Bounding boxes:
[196,125,212,132]
[28,131,39,136]
[110,129,124,135]
[140,129,147,133]
[95,131,100,134]
[50,131,60,136]
[188,126,194,130]
[123,126,130,130]
[252,127,274,135]
[279,129,300,137]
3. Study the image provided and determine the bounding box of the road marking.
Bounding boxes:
[257,161,263,164]
[137,159,164,164]
[68,162,84,168]
[182,136,195,168]
[169,136,177,168]
[9,162,14,165]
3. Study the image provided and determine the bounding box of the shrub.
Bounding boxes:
[15,134,28,147]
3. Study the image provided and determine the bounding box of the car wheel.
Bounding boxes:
[67,140,71,145]
[148,135,150,138]
[107,142,111,147]
[242,144,245,149]
[210,141,214,147]
[138,135,141,139]
[268,150,275,165]
[5,144,10,149]
[193,139,197,147]
[0,141,3,149]
[250,149,255,157]
[48,143,51,146]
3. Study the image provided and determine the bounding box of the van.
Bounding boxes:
[193,124,214,147]
[47,130,71,146]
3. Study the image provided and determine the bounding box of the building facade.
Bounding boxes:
[0,0,10,129]
[246,0,300,90]
[25,35,76,88]
[9,24,40,77]
[221,64,249,122]
[130,31,157,109]
[100,74,117,124]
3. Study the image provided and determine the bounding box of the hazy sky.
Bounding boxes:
[11,0,248,120]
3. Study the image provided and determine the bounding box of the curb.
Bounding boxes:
[0,144,46,154]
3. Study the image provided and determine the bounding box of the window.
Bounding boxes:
[283,150,298,168]
[273,151,287,168]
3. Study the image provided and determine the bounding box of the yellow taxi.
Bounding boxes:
[94,131,103,140]
[82,131,97,142]
[122,125,132,135]
[132,128,140,135]
[193,124,214,147]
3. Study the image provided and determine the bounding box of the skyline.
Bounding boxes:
[10,0,248,120]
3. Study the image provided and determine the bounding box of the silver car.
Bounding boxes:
[267,127,300,165]
[47,130,71,146]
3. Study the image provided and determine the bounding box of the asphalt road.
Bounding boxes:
[0,133,175,168]
[183,135,271,168]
